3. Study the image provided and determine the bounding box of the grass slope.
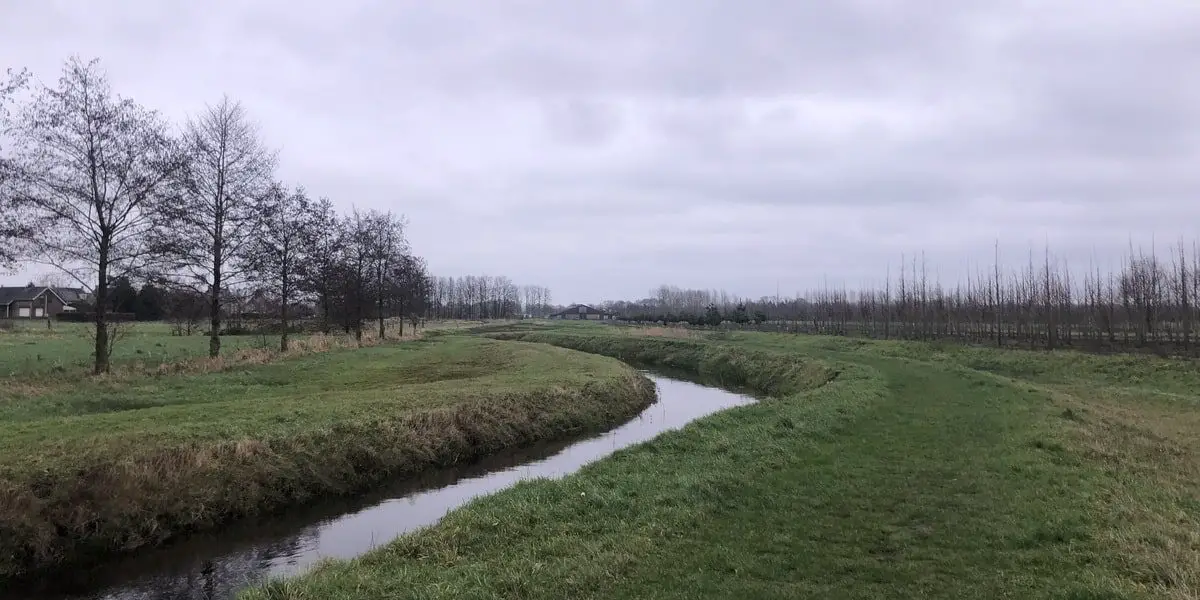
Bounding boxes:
[246,325,1198,599]
[0,335,655,580]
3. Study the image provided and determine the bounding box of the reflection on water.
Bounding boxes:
[6,375,755,600]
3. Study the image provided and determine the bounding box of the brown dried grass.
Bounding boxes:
[150,326,420,378]
[624,325,699,339]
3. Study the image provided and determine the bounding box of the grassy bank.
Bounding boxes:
[246,324,1199,599]
[484,327,838,396]
[0,335,656,580]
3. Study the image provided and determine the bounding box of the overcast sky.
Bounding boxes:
[3,1,1200,303]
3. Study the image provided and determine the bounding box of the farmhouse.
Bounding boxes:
[549,304,615,320]
[0,284,90,319]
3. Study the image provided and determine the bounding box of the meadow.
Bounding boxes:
[0,320,278,379]
[0,318,495,403]
[244,322,1199,599]
[0,328,655,579]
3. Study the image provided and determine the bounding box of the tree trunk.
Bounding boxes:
[209,261,222,357]
[93,261,110,374]
[354,270,364,345]
[319,290,332,334]
[1182,248,1190,354]
[376,259,387,340]
[994,243,1002,348]
[398,298,406,337]
[209,293,221,356]
[206,198,227,356]
[1045,255,1055,351]
[377,298,385,340]
[280,278,290,353]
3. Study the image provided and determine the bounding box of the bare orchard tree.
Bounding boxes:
[159,95,277,357]
[248,183,316,351]
[8,57,182,373]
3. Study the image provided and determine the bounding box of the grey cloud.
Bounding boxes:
[3,0,1200,301]
[540,98,623,146]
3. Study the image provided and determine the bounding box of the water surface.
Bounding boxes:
[6,374,755,600]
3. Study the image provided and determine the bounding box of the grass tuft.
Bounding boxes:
[253,579,311,600]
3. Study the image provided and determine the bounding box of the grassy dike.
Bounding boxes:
[0,336,656,580]
[244,325,1198,599]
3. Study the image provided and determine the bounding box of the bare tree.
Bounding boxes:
[341,209,374,344]
[366,211,407,339]
[406,261,431,332]
[299,196,342,333]
[34,272,71,288]
[8,57,181,373]
[0,67,32,270]
[159,95,276,357]
[164,285,207,336]
[392,252,427,334]
[605,237,1200,357]
[248,183,315,352]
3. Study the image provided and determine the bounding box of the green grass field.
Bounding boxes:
[0,320,284,379]
[0,334,655,579]
[245,323,1199,599]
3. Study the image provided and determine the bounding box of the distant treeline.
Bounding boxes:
[427,276,554,320]
[63,273,553,334]
[604,242,1200,356]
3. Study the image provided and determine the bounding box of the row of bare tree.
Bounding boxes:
[0,58,437,372]
[608,243,1200,356]
[426,277,554,320]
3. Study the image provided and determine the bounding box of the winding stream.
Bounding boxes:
[6,374,755,600]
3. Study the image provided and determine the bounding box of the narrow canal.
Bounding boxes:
[7,374,756,600]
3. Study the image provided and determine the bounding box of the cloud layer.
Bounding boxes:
[4,0,1200,301]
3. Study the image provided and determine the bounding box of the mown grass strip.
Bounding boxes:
[244,327,1198,599]
[0,337,655,580]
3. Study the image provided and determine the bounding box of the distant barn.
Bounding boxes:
[548,304,615,321]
